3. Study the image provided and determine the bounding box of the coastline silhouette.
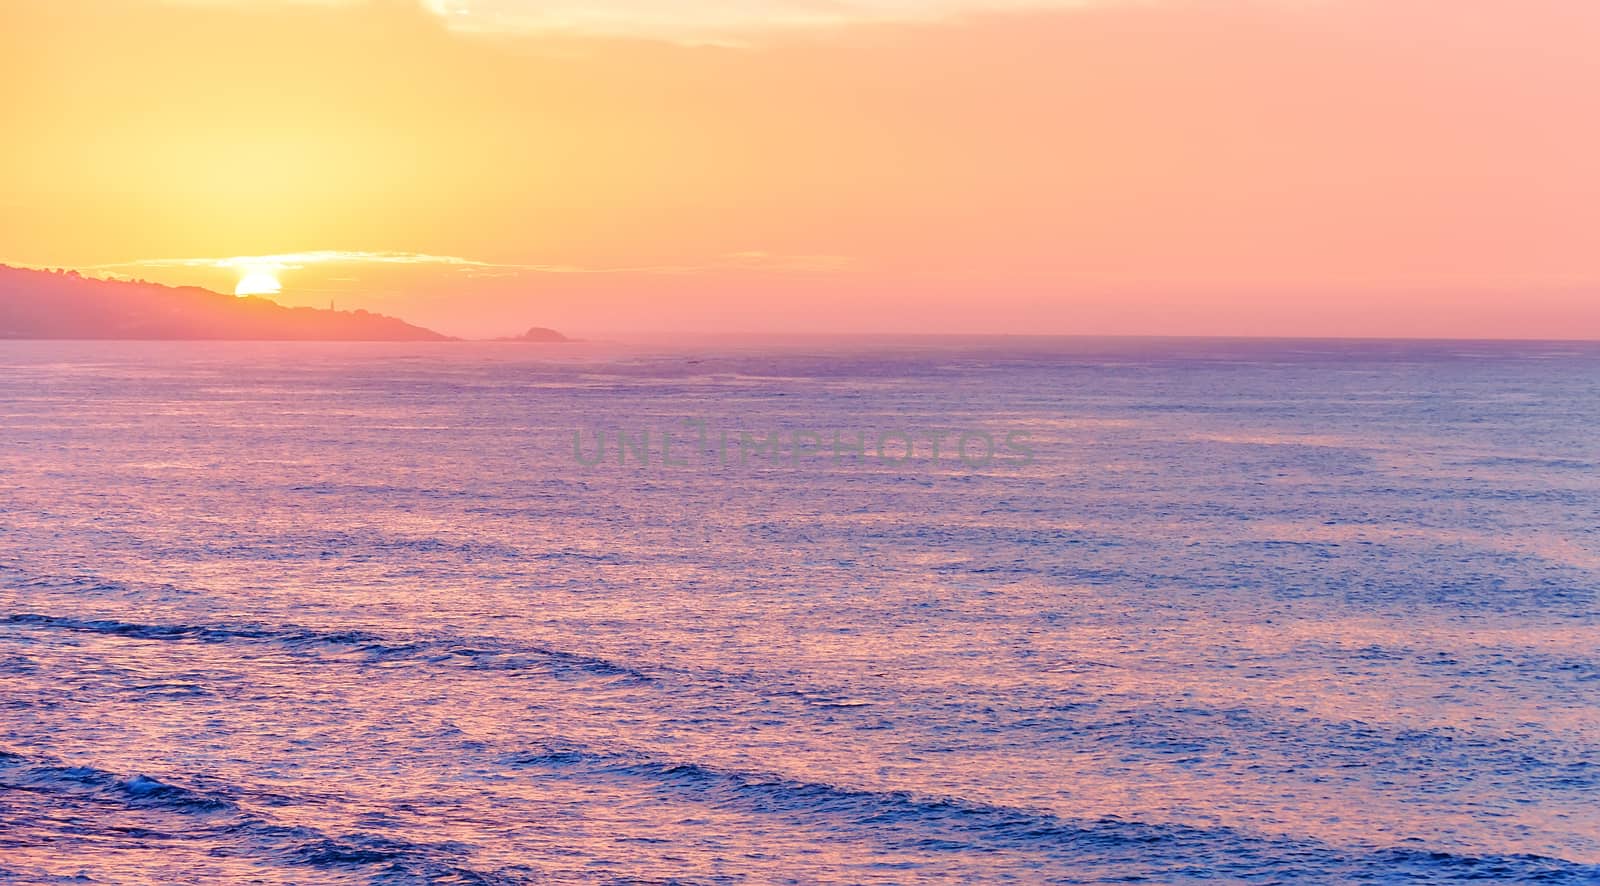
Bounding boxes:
[0,265,452,341]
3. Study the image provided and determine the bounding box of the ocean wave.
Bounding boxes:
[0,750,530,885]
[1,614,648,683]
[0,751,237,815]
[507,742,1600,882]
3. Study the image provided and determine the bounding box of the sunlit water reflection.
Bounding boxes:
[2,339,1597,883]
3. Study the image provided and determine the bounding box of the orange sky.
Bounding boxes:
[3,0,1598,338]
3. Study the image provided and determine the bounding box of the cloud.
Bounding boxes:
[77,249,852,278]
[158,0,1112,41]
[91,250,575,273]
[427,0,1108,41]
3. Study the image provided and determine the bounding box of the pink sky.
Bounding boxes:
[3,0,1598,338]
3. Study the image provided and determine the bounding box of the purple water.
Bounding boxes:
[2,338,1597,883]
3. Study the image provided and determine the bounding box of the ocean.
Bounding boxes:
[2,338,1597,883]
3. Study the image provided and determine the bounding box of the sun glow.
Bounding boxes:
[234,267,282,297]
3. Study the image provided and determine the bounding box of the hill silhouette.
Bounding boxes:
[0,265,451,340]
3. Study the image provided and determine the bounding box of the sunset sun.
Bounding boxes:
[234,267,282,297]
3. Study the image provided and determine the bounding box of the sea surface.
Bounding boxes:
[1,338,1597,884]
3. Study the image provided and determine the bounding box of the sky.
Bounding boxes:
[3,0,1598,339]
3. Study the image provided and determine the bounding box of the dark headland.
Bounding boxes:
[0,265,452,341]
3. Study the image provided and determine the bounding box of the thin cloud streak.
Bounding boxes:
[86,251,582,274]
[428,0,1098,40]
[166,0,1116,41]
[62,249,854,279]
